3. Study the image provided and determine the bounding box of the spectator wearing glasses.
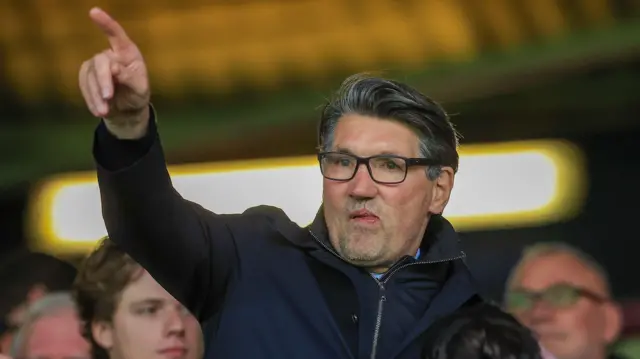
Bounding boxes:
[79,8,482,359]
[504,242,622,359]
[73,237,202,359]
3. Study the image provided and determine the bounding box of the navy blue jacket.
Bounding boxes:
[94,114,482,359]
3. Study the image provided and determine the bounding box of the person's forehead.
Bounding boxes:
[517,253,607,294]
[27,311,87,354]
[119,270,175,304]
[29,310,78,331]
[332,114,420,156]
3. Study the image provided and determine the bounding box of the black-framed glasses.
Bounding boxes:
[317,152,440,184]
[505,283,607,311]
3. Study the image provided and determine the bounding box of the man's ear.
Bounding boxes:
[92,321,114,350]
[603,302,623,344]
[429,167,455,215]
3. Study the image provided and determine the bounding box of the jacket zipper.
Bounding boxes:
[366,254,465,359]
[309,230,467,358]
[380,253,466,285]
[370,284,386,359]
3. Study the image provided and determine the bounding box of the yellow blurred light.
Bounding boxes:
[27,140,586,255]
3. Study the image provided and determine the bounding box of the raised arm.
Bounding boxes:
[79,8,235,321]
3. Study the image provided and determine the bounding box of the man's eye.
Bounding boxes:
[137,306,158,315]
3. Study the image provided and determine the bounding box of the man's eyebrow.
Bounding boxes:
[129,298,165,308]
[334,147,403,157]
[334,147,354,155]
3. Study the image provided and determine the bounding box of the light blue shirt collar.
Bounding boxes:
[370,248,421,279]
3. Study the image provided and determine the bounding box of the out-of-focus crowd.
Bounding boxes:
[0,239,203,359]
[0,238,621,359]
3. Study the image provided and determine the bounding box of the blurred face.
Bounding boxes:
[1,284,48,353]
[92,271,202,359]
[322,114,454,272]
[23,308,90,359]
[508,253,621,359]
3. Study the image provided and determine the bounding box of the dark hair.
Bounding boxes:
[0,249,77,321]
[422,303,542,359]
[73,237,143,359]
[318,73,461,180]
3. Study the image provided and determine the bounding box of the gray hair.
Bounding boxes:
[504,242,611,300]
[318,73,461,180]
[10,292,79,358]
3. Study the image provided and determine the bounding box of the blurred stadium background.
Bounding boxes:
[1,0,640,355]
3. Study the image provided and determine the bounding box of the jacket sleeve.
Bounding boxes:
[94,107,239,321]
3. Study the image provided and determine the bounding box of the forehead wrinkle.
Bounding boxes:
[332,116,420,157]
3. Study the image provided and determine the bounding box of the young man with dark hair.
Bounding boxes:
[421,303,543,359]
[73,237,202,359]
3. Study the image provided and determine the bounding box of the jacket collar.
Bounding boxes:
[305,205,465,264]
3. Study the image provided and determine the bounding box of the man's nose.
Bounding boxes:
[528,300,556,324]
[348,164,378,198]
[165,308,187,337]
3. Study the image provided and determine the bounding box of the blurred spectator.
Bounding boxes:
[420,303,542,359]
[0,250,77,353]
[504,242,622,359]
[9,292,90,359]
[73,237,202,359]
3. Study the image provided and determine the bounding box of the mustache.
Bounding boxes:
[345,202,380,216]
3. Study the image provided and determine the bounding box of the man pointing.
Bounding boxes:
[80,7,482,359]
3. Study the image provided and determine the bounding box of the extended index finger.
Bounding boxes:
[89,7,133,52]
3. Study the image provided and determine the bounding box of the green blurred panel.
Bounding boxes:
[615,337,640,359]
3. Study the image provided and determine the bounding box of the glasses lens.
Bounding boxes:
[543,284,582,308]
[369,156,407,183]
[320,153,357,180]
[506,291,534,311]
